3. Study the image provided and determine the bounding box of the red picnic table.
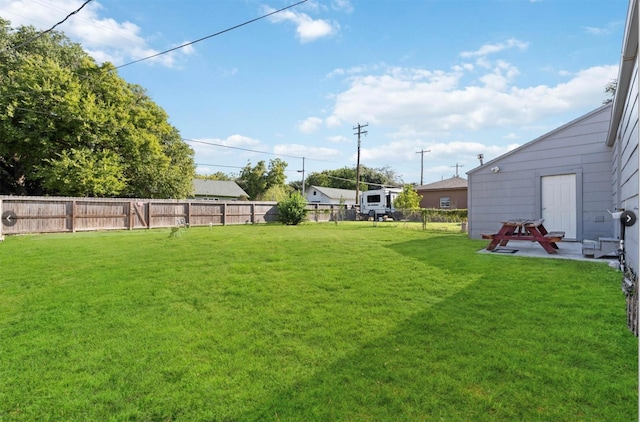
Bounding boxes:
[482,219,565,254]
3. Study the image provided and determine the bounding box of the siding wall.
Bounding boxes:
[611,56,639,276]
[468,105,613,241]
[419,189,468,209]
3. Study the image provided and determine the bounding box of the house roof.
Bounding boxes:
[193,179,249,198]
[416,176,467,191]
[307,185,357,200]
[607,0,637,146]
[467,103,613,176]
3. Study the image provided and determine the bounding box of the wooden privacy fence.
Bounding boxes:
[0,196,279,235]
[0,196,353,235]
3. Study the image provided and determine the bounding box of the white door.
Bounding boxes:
[542,174,577,239]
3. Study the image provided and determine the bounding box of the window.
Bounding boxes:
[366,194,381,203]
[440,197,451,208]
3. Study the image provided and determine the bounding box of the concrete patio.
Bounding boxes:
[477,239,621,266]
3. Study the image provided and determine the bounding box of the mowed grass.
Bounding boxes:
[0,222,636,421]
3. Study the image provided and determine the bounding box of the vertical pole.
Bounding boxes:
[223,203,227,226]
[451,163,464,177]
[353,123,368,205]
[415,149,431,185]
[71,199,76,233]
[301,157,306,194]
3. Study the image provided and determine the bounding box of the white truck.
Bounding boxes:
[359,187,402,218]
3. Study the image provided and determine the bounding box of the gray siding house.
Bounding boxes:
[607,0,638,332]
[305,186,357,206]
[468,0,638,332]
[192,180,249,200]
[467,104,614,242]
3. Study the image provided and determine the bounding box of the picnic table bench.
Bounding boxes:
[483,219,564,254]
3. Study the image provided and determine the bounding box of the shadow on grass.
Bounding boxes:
[240,237,637,421]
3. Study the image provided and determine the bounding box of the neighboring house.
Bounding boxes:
[305,186,357,206]
[606,0,638,332]
[192,179,249,200]
[467,104,614,242]
[415,176,468,209]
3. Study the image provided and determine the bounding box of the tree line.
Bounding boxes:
[200,163,404,201]
[0,19,194,198]
[0,18,406,201]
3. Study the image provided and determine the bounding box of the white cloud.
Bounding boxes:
[326,61,618,134]
[297,117,324,133]
[327,135,349,143]
[189,135,262,162]
[274,143,341,160]
[0,0,192,68]
[460,38,529,58]
[265,7,338,43]
[332,0,354,13]
[583,22,621,36]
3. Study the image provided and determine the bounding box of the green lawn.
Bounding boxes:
[0,223,636,421]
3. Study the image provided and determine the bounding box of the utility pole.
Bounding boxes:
[298,157,306,194]
[451,162,464,177]
[415,149,431,186]
[353,122,368,205]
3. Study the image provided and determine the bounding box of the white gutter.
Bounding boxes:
[607,0,639,146]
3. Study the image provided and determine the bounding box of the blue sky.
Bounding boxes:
[0,0,629,185]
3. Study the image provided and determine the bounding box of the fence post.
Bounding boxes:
[71,199,76,233]
[223,203,227,226]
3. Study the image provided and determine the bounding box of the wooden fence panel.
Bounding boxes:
[254,202,279,224]
[74,200,130,232]
[189,202,225,226]
[0,196,285,235]
[0,197,355,236]
[149,203,189,228]
[2,199,70,234]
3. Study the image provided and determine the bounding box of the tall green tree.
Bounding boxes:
[195,172,233,181]
[237,161,267,200]
[38,148,127,197]
[394,185,422,210]
[237,159,288,200]
[0,19,195,198]
[305,166,401,191]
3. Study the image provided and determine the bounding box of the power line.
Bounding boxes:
[184,138,301,160]
[195,163,244,170]
[195,162,304,174]
[2,0,93,54]
[326,175,400,189]
[184,138,335,164]
[116,0,308,69]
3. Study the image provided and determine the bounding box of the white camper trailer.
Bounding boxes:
[359,187,402,218]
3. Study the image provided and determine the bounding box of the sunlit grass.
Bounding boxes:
[0,223,636,421]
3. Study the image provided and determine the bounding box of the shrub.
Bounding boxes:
[277,192,308,225]
[421,208,468,223]
[394,185,422,210]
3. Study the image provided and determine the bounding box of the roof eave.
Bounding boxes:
[607,0,638,146]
